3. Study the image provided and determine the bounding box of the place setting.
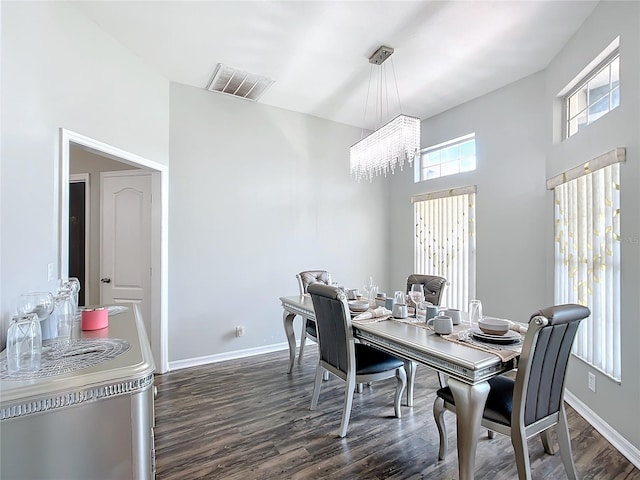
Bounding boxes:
[347,281,395,324]
[438,300,527,361]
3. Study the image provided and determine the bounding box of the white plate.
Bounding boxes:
[470,327,521,344]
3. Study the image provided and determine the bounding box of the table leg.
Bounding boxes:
[283,310,297,374]
[447,378,490,480]
[403,360,416,407]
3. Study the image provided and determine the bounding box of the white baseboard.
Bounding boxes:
[565,389,640,469]
[168,342,291,371]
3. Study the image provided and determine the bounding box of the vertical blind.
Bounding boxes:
[552,159,621,381]
[413,186,476,310]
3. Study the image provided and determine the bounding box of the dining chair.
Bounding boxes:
[405,274,447,306]
[308,283,407,438]
[405,274,448,396]
[296,270,330,364]
[432,304,591,480]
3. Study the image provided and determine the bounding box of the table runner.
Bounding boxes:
[442,328,522,362]
[355,315,523,362]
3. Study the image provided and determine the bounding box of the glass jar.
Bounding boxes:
[6,313,42,376]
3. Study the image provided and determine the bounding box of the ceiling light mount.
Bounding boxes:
[369,45,394,65]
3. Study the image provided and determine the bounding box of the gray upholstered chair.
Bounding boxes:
[296,270,330,363]
[433,304,591,479]
[308,283,407,438]
[405,274,447,306]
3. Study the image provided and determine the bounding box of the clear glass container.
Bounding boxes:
[18,291,55,341]
[53,291,75,340]
[58,277,81,312]
[469,299,483,327]
[6,313,42,376]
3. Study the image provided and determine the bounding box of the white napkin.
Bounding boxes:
[353,306,392,322]
[509,321,528,334]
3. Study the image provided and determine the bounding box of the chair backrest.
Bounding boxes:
[513,304,591,427]
[307,283,354,376]
[406,274,447,305]
[297,270,330,295]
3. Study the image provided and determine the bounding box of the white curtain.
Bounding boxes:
[413,187,476,310]
[554,163,620,381]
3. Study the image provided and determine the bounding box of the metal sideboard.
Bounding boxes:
[0,305,156,480]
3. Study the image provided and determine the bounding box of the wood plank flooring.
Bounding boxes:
[153,348,639,480]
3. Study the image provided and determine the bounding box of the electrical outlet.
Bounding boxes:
[47,263,55,282]
[235,326,246,337]
[588,372,596,392]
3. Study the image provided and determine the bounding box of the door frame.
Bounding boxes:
[69,173,91,305]
[59,128,169,373]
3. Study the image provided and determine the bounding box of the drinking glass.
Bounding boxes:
[409,284,425,307]
[469,299,483,327]
[416,301,429,322]
[6,313,42,376]
[52,291,75,340]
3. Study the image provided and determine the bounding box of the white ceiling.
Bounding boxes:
[73,1,599,130]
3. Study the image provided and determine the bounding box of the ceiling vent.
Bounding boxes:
[206,63,274,102]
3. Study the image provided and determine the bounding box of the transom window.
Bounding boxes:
[564,49,620,138]
[415,133,476,182]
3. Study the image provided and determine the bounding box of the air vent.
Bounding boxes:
[206,63,274,102]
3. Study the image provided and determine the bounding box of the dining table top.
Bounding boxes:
[279,294,518,385]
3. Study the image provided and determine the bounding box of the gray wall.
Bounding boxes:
[388,72,548,321]
[0,1,169,344]
[545,0,640,450]
[168,82,388,361]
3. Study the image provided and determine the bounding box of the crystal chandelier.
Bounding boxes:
[350,46,420,182]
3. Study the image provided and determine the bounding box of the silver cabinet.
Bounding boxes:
[1,306,156,479]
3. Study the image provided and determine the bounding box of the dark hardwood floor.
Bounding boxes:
[154,348,639,480]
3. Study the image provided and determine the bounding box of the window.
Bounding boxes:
[564,49,620,138]
[550,149,624,381]
[416,134,476,182]
[413,186,476,309]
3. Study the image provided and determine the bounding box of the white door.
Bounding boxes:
[101,171,152,337]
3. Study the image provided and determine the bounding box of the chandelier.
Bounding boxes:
[350,46,420,182]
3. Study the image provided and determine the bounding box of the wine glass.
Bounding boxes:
[59,277,81,311]
[368,284,378,306]
[362,277,374,303]
[469,299,483,327]
[409,284,425,307]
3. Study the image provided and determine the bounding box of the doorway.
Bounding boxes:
[69,174,89,306]
[59,129,168,373]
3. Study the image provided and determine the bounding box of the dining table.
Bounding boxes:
[280,294,521,480]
